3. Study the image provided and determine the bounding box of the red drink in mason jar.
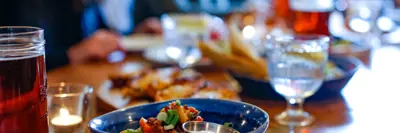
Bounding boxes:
[0,27,48,133]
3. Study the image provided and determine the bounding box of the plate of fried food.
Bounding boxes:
[198,22,362,100]
[98,64,241,110]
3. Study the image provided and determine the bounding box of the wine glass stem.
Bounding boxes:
[286,98,304,114]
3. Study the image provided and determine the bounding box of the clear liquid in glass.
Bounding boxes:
[266,34,329,126]
[165,44,202,68]
[164,28,203,68]
[268,52,326,99]
[162,14,209,68]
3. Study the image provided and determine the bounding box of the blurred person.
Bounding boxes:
[132,0,247,23]
[132,0,178,31]
[42,0,162,70]
[41,0,121,69]
[0,0,117,69]
[0,0,42,26]
[1,0,240,70]
[47,0,245,69]
[100,0,162,34]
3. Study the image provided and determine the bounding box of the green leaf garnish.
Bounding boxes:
[175,100,181,106]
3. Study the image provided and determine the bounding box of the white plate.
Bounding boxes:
[121,34,163,51]
[97,80,130,109]
[143,45,212,66]
[97,62,151,109]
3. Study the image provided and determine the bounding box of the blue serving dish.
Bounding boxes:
[89,98,269,133]
[233,55,362,101]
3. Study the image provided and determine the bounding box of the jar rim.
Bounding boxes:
[0,26,43,37]
[47,82,94,97]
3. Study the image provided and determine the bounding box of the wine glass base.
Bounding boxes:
[275,110,314,126]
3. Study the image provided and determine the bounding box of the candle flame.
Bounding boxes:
[242,25,255,39]
[51,108,82,126]
[59,108,70,117]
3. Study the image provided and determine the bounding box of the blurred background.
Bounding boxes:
[3,1,400,132]
[1,0,400,70]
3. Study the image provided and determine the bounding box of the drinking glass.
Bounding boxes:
[47,82,94,133]
[0,26,48,133]
[161,13,211,68]
[265,35,329,126]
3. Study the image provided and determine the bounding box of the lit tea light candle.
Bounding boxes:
[52,108,82,126]
[242,25,256,40]
[51,108,82,133]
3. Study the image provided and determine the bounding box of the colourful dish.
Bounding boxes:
[89,99,269,133]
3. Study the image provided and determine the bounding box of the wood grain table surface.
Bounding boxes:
[48,45,400,133]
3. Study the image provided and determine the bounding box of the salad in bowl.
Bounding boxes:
[120,100,203,133]
[89,99,269,133]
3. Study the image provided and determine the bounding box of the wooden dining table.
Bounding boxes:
[48,45,400,133]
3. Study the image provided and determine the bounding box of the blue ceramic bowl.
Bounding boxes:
[233,55,362,101]
[89,98,269,133]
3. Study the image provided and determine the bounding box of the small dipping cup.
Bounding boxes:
[182,121,240,133]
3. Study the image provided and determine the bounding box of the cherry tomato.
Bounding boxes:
[170,102,176,107]
[210,31,220,40]
[195,116,204,121]
[139,118,153,133]
[188,107,197,112]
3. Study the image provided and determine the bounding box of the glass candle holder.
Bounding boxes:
[47,82,94,133]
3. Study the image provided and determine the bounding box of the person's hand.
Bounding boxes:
[134,17,162,34]
[67,30,124,64]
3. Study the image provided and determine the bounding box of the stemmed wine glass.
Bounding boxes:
[161,13,211,69]
[264,35,329,126]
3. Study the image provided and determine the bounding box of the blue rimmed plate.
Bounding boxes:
[89,98,269,133]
